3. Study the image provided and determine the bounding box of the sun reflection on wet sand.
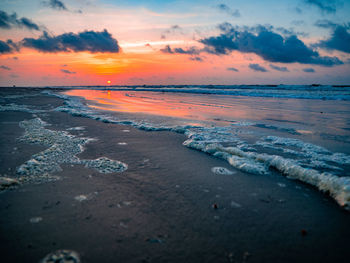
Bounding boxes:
[64,89,257,124]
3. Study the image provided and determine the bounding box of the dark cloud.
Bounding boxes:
[314,19,338,28]
[316,25,350,53]
[295,7,303,14]
[22,29,120,53]
[42,0,68,11]
[0,40,12,53]
[189,56,203,62]
[160,45,172,53]
[0,65,11,70]
[227,67,239,72]
[276,27,308,37]
[0,39,19,54]
[160,45,200,55]
[18,17,40,31]
[269,64,289,72]
[216,4,241,17]
[170,25,180,30]
[161,25,182,39]
[303,0,337,14]
[249,63,268,72]
[303,68,315,73]
[0,10,40,30]
[199,22,343,66]
[61,69,76,74]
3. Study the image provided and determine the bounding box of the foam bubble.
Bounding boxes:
[0,177,20,191]
[67,126,85,131]
[40,250,80,263]
[30,217,42,223]
[230,201,242,208]
[83,157,127,174]
[211,167,235,175]
[74,195,88,202]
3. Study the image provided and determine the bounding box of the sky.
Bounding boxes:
[0,0,350,86]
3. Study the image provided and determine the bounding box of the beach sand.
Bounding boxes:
[0,87,350,263]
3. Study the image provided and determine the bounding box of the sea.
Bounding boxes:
[38,84,350,210]
[2,84,350,209]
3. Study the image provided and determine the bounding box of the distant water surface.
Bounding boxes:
[56,86,350,209]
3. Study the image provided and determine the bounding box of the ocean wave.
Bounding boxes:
[44,90,350,210]
[42,85,350,101]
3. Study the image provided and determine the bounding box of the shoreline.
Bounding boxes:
[1,88,350,262]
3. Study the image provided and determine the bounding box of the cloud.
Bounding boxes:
[42,0,68,11]
[199,22,343,66]
[249,64,268,72]
[0,10,40,30]
[160,45,200,55]
[161,25,182,39]
[303,0,337,14]
[61,69,76,74]
[303,68,315,73]
[0,40,13,53]
[295,7,303,14]
[275,27,308,37]
[10,73,19,78]
[189,56,203,62]
[0,39,19,54]
[227,67,239,72]
[216,4,241,17]
[0,65,11,70]
[22,29,120,53]
[314,19,338,29]
[269,64,289,72]
[316,25,350,53]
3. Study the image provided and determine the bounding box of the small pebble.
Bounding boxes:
[301,229,307,236]
[30,217,42,223]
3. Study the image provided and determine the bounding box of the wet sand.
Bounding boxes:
[0,88,350,263]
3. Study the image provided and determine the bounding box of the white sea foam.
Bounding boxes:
[30,217,43,223]
[256,136,350,169]
[43,90,350,210]
[40,250,80,263]
[230,201,242,208]
[67,126,85,131]
[16,117,127,183]
[0,103,44,113]
[74,194,88,202]
[211,167,235,175]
